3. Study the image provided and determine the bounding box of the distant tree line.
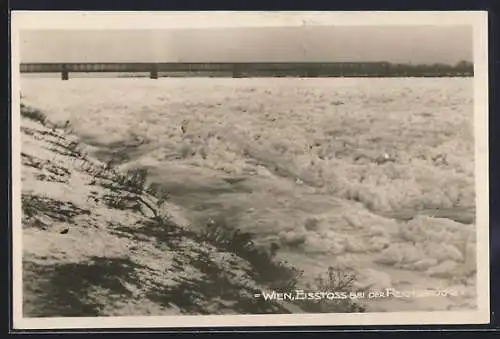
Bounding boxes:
[233,60,474,78]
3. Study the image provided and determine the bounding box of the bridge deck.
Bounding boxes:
[20,62,389,73]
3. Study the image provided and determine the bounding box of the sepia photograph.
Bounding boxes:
[10,11,489,329]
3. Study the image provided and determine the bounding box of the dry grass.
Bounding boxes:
[297,266,366,313]
[20,103,47,125]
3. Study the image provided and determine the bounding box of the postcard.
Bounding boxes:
[10,10,490,329]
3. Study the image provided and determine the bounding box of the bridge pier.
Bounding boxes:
[232,64,243,78]
[306,68,318,78]
[150,64,159,79]
[61,70,69,80]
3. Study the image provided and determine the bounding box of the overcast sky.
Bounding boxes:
[19,26,473,64]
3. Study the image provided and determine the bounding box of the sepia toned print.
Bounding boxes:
[11,11,489,329]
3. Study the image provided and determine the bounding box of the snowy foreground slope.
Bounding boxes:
[20,77,477,313]
[21,108,368,316]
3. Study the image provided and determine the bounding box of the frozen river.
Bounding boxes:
[20,76,477,312]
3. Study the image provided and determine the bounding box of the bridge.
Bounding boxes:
[19,62,473,80]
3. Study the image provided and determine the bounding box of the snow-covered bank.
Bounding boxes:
[21,106,371,316]
[19,77,477,313]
